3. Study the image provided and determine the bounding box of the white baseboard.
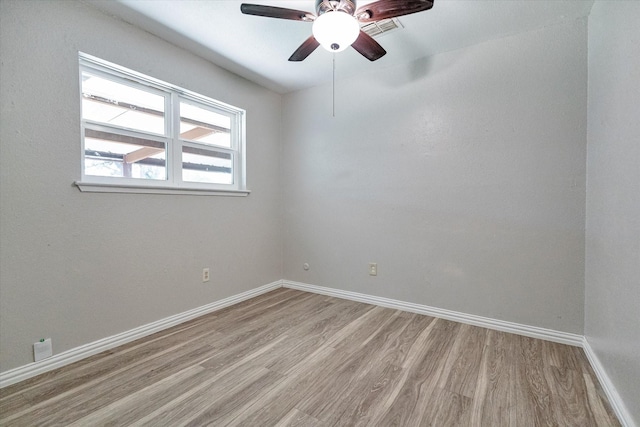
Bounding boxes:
[285,280,636,425]
[1,279,633,427]
[0,280,282,388]
[582,338,636,427]
[282,280,584,346]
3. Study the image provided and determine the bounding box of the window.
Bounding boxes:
[76,53,248,196]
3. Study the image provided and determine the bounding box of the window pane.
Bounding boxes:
[182,146,233,184]
[84,129,166,180]
[82,71,165,135]
[180,101,231,148]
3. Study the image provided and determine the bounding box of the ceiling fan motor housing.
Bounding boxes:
[316,0,357,16]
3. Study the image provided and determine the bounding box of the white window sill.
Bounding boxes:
[75,181,250,197]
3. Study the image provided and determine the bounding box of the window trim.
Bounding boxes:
[74,181,250,196]
[75,52,248,196]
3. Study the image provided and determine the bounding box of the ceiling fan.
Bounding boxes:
[240,0,435,62]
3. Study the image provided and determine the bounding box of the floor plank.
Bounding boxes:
[470,330,518,426]
[0,288,622,426]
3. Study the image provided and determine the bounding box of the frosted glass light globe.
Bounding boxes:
[312,11,360,53]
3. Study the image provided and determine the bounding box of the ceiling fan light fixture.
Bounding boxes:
[312,11,360,53]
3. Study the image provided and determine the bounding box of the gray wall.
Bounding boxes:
[586,1,640,424]
[0,1,282,372]
[282,19,588,334]
[2,3,638,422]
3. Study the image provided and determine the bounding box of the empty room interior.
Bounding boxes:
[0,0,638,425]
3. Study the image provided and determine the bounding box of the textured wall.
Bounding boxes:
[282,19,588,333]
[0,1,282,372]
[585,1,640,424]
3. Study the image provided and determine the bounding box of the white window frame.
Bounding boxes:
[75,52,249,196]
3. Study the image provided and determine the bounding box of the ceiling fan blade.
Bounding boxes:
[355,0,434,22]
[240,4,315,21]
[289,36,320,61]
[351,31,387,61]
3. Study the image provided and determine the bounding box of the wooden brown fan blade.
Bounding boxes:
[289,36,321,61]
[355,0,434,22]
[351,31,387,61]
[240,4,315,21]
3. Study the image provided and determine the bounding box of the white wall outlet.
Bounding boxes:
[202,268,210,282]
[34,338,53,362]
[369,262,378,276]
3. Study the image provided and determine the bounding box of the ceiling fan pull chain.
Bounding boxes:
[332,53,336,118]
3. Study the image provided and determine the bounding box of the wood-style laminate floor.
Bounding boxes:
[0,288,620,426]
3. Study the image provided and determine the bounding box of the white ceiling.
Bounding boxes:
[87,0,595,93]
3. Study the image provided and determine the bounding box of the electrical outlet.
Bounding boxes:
[369,262,377,276]
[34,338,53,362]
[202,268,210,282]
